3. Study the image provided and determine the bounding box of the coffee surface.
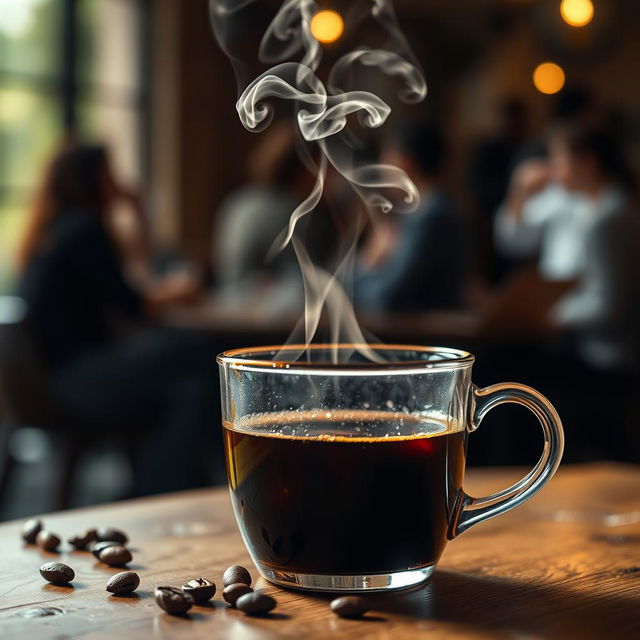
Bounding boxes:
[224,410,466,575]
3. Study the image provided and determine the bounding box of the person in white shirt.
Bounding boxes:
[495,126,640,371]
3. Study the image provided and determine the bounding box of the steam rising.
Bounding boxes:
[209,0,426,360]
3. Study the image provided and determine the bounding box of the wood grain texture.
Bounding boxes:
[1,463,639,639]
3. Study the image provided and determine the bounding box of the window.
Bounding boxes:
[0,0,149,291]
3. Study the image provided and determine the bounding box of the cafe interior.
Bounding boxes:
[1,0,639,521]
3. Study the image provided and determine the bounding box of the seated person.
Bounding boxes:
[214,123,308,311]
[355,123,467,313]
[495,125,640,371]
[15,142,223,495]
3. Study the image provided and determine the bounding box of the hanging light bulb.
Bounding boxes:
[310,10,344,44]
[533,62,566,95]
[560,0,594,28]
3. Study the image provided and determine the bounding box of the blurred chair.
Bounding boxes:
[476,266,576,339]
[0,297,135,511]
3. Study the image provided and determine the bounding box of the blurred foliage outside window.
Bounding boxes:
[0,0,146,293]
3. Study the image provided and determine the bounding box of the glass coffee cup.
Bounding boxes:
[218,344,564,592]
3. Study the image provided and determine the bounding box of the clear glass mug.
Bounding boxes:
[218,344,564,592]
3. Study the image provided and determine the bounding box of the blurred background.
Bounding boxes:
[1,0,639,520]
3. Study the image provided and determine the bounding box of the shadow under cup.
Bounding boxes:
[217,344,564,592]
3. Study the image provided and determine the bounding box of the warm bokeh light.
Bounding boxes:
[310,10,344,44]
[560,0,594,27]
[533,62,566,95]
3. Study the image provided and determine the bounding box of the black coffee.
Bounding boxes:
[224,410,466,576]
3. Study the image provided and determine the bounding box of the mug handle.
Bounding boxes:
[449,382,564,538]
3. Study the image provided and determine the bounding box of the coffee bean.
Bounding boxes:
[23,607,64,618]
[330,596,368,619]
[222,583,253,606]
[96,527,128,544]
[106,571,140,595]
[155,586,194,615]
[40,562,74,585]
[223,565,252,587]
[91,540,122,559]
[181,577,216,603]
[22,519,43,544]
[98,545,132,567]
[36,531,61,552]
[235,592,276,616]
[68,528,98,550]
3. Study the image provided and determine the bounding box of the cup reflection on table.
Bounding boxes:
[217,344,564,592]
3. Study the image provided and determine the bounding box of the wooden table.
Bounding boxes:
[1,463,639,639]
[163,302,482,344]
[164,266,568,346]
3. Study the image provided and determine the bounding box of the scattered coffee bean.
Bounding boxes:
[23,607,64,618]
[155,586,194,615]
[36,530,61,552]
[40,562,74,585]
[330,596,368,619]
[98,545,132,567]
[96,527,128,544]
[91,540,122,559]
[223,564,252,587]
[68,528,98,550]
[181,577,216,603]
[236,592,276,616]
[106,571,140,595]
[22,519,43,544]
[222,582,253,606]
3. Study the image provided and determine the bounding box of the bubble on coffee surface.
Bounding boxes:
[227,408,459,441]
